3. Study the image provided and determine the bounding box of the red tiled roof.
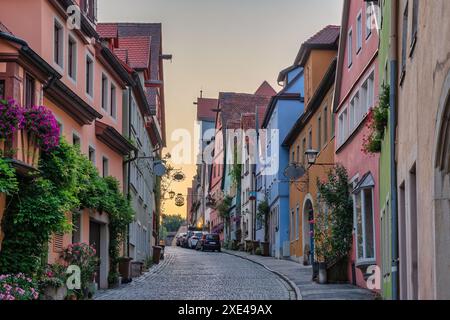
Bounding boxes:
[113,48,128,64]
[218,92,272,130]
[97,23,118,38]
[294,25,340,66]
[254,81,277,97]
[197,98,218,122]
[118,36,151,70]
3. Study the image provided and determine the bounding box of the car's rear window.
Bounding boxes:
[206,234,219,241]
[194,232,203,237]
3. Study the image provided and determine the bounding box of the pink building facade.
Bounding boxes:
[0,0,136,289]
[333,0,381,290]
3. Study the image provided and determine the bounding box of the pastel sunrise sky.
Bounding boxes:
[98,0,343,217]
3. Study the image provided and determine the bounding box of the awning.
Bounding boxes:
[352,172,375,194]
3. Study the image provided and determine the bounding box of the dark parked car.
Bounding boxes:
[196,234,221,252]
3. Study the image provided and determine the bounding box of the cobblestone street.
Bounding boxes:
[95,246,295,300]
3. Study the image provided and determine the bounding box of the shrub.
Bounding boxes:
[38,264,67,290]
[255,247,262,256]
[22,105,60,152]
[0,273,39,300]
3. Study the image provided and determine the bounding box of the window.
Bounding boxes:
[24,74,35,108]
[102,156,109,177]
[0,80,5,100]
[401,2,409,74]
[348,29,353,67]
[72,132,80,147]
[411,0,419,50]
[81,0,97,23]
[296,206,300,240]
[308,129,312,149]
[110,84,116,118]
[101,74,108,111]
[367,73,374,110]
[356,13,362,53]
[366,2,373,39]
[338,108,348,146]
[86,54,94,97]
[317,116,322,149]
[296,145,300,163]
[323,106,328,146]
[302,138,306,165]
[88,146,96,164]
[354,187,376,262]
[54,20,64,68]
[290,210,295,241]
[68,36,77,81]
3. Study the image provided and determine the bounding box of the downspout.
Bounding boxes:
[390,0,400,300]
[125,87,133,258]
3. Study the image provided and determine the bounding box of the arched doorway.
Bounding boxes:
[303,197,314,265]
[433,70,450,299]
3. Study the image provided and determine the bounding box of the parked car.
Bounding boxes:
[176,233,186,246]
[188,231,205,249]
[196,234,221,252]
[182,230,195,248]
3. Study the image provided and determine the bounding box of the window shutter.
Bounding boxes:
[53,233,64,252]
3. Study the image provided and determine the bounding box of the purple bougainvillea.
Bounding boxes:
[22,106,60,152]
[0,99,24,139]
[0,100,60,152]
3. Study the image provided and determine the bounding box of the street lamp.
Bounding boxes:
[304,149,335,166]
[305,149,319,165]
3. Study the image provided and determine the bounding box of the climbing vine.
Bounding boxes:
[315,165,353,264]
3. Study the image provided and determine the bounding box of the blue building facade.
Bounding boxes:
[259,67,304,258]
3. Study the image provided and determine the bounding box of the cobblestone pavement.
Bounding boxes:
[94,246,295,300]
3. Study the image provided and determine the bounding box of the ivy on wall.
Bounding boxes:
[0,138,134,280]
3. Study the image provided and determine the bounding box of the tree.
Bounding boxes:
[162,214,185,232]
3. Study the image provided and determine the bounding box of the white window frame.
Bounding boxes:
[356,11,363,54]
[53,17,64,70]
[353,187,376,263]
[110,82,117,119]
[85,51,94,99]
[365,2,373,40]
[88,145,96,165]
[102,155,109,177]
[101,73,109,112]
[67,33,77,83]
[347,28,353,68]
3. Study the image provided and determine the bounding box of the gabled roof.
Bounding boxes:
[254,81,277,97]
[294,25,340,66]
[217,92,273,129]
[97,23,118,38]
[197,98,218,122]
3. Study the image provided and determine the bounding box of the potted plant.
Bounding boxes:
[61,242,99,300]
[39,264,67,300]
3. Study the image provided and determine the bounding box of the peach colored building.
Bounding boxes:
[0,0,136,289]
[282,26,339,263]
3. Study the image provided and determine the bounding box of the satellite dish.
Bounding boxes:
[284,164,306,180]
[153,161,167,177]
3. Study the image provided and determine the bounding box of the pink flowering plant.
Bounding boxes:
[61,243,98,299]
[0,273,39,301]
[0,99,24,140]
[22,105,60,152]
[38,264,66,290]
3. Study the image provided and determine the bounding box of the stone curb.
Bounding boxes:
[223,250,302,300]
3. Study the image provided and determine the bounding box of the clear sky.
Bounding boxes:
[98,0,343,218]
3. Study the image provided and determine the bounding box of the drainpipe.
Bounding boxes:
[390,0,400,300]
[126,87,133,258]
